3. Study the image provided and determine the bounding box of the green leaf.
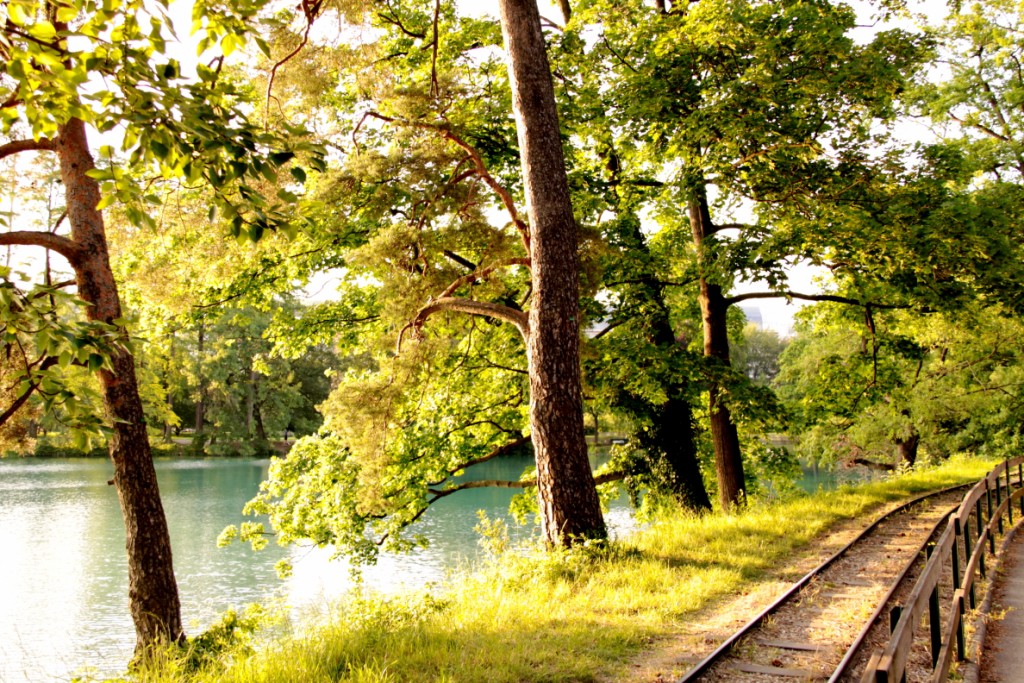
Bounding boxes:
[150,140,170,159]
[270,151,295,166]
[56,6,78,22]
[28,21,57,41]
[6,2,29,26]
[290,167,307,184]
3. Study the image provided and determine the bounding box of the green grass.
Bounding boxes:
[124,455,997,683]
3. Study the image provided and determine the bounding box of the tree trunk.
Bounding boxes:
[55,118,184,651]
[245,367,256,439]
[163,331,175,443]
[689,188,746,509]
[896,431,919,467]
[498,0,606,544]
[629,221,710,511]
[254,403,268,443]
[638,396,712,510]
[193,322,206,453]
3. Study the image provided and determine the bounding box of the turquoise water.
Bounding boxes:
[0,456,633,682]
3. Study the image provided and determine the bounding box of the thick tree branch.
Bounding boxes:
[557,0,571,23]
[589,318,626,340]
[427,469,625,499]
[948,113,1010,142]
[0,137,55,160]
[443,249,477,271]
[851,457,895,472]
[445,434,530,476]
[397,296,529,352]
[723,290,909,309]
[0,231,82,264]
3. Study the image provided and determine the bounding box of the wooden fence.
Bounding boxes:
[860,457,1024,682]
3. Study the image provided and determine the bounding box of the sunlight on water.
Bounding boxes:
[0,455,634,682]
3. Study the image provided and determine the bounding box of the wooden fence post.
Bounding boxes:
[890,605,905,683]
[962,515,976,609]
[927,543,942,667]
[987,483,996,554]
[1007,466,1013,527]
[951,527,966,662]
[1018,462,1023,517]
[977,498,987,578]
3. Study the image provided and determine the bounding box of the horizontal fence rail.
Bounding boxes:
[860,457,1024,683]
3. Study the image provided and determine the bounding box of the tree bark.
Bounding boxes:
[689,187,746,509]
[246,367,256,439]
[55,118,184,651]
[498,0,606,544]
[254,401,269,443]
[896,431,919,467]
[193,322,207,453]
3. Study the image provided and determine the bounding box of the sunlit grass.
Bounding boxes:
[121,455,996,683]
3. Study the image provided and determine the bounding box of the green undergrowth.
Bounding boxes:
[118,455,996,683]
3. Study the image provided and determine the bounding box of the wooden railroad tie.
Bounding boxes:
[729,661,830,679]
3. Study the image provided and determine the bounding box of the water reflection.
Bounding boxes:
[0,455,631,682]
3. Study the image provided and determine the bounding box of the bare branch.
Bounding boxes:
[0,357,57,428]
[948,113,1010,142]
[376,0,427,38]
[429,0,440,99]
[723,290,910,310]
[0,137,55,160]
[438,257,530,299]
[362,111,532,252]
[265,0,323,118]
[589,318,626,340]
[0,231,82,264]
[443,249,477,271]
[602,35,639,74]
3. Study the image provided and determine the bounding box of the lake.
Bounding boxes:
[0,455,635,682]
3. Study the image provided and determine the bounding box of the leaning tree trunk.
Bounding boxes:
[628,219,711,511]
[896,432,919,468]
[689,188,746,509]
[56,118,184,652]
[498,0,606,544]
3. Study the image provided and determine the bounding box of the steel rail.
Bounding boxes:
[827,501,960,682]
[675,483,972,683]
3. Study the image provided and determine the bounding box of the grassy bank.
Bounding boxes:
[126,455,996,683]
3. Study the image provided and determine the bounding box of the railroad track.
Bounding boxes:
[675,485,972,683]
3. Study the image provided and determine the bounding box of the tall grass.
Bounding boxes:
[120,455,996,683]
